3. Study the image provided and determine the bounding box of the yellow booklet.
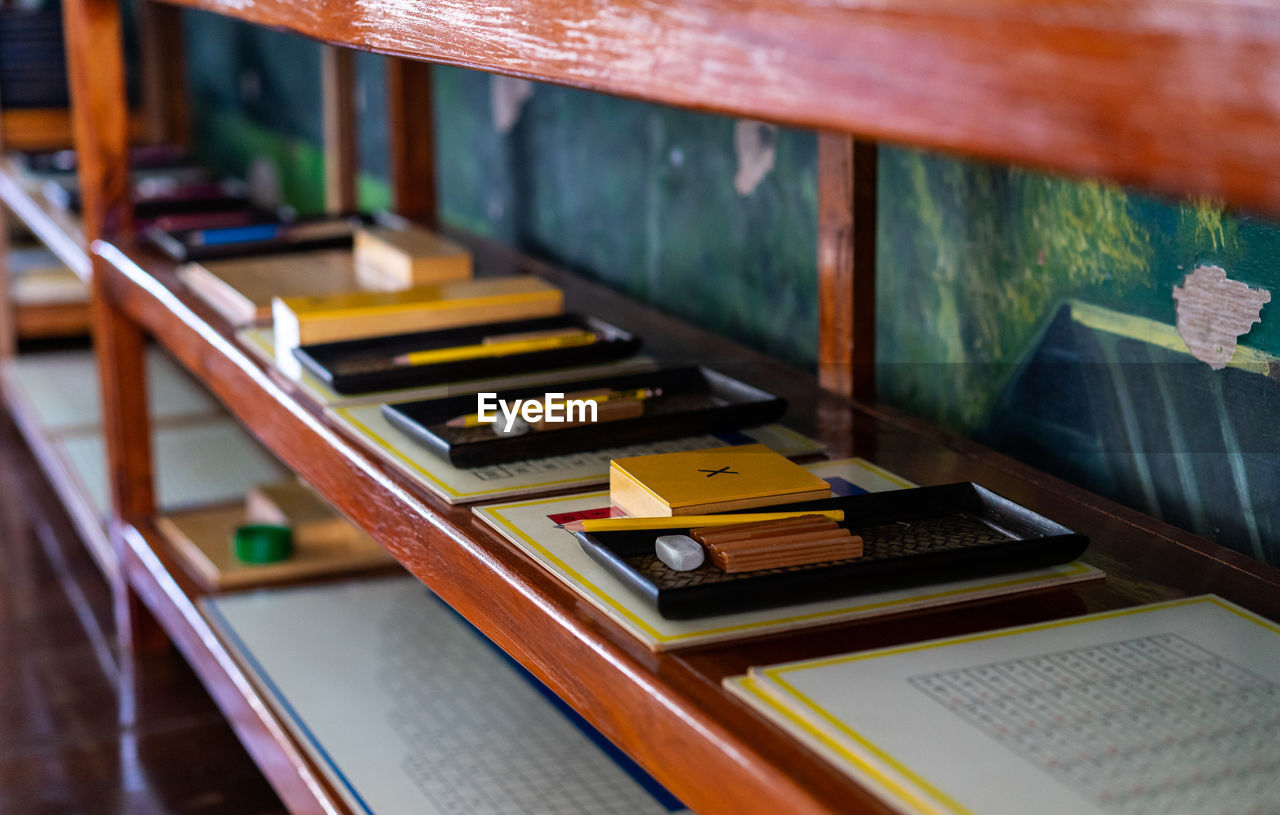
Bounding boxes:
[178,249,359,326]
[609,443,831,516]
[272,275,563,377]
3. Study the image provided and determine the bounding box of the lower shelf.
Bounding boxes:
[121,519,353,814]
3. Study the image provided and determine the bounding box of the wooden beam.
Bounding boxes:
[386,58,437,224]
[817,134,877,400]
[63,0,164,653]
[0,109,150,152]
[149,0,1280,216]
[137,1,190,145]
[321,46,358,213]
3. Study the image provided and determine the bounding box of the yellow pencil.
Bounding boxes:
[393,330,597,367]
[561,510,845,533]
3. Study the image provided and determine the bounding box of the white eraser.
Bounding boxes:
[655,535,704,571]
[494,417,530,437]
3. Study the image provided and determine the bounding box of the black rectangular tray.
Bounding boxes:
[575,482,1090,619]
[143,213,368,261]
[294,314,643,395]
[382,366,787,468]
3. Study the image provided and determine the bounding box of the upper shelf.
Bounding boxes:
[157,0,1280,214]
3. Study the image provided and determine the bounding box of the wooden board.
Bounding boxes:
[177,250,359,326]
[157,503,396,590]
[153,0,1280,215]
[0,108,149,151]
[13,302,91,339]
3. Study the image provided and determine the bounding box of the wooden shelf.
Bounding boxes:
[0,108,150,152]
[44,0,1280,809]
[0,158,90,280]
[11,300,91,339]
[90,233,1280,815]
[153,0,1280,215]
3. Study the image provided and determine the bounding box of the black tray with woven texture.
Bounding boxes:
[575,482,1089,618]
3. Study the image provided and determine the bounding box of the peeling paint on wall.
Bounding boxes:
[490,76,535,134]
[733,120,777,196]
[1172,265,1271,369]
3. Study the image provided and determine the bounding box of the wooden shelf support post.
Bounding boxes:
[386,57,437,225]
[817,133,877,400]
[63,0,163,652]
[322,45,358,213]
[137,0,190,145]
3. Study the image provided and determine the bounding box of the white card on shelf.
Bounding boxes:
[203,577,689,815]
[1,346,220,433]
[53,417,287,515]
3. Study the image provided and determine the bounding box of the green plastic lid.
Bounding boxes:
[233,524,293,564]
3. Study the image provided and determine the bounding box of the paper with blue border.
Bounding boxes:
[202,577,687,815]
[472,459,1103,651]
[725,595,1280,815]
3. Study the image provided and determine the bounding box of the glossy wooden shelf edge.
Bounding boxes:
[0,361,115,583]
[119,519,353,814]
[89,233,1280,815]
[155,0,1280,215]
[0,159,91,280]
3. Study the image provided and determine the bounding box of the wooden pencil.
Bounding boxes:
[565,510,845,534]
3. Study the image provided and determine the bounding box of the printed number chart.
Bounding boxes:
[909,633,1280,815]
[203,577,686,815]
[727,596,1280,815]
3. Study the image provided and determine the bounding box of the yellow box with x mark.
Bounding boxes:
[608,443,831,517]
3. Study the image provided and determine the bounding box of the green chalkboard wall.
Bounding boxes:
[182,16,1280,564]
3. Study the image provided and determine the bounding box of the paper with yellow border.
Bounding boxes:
[472,459,1102,650]
[726,595,1280,815]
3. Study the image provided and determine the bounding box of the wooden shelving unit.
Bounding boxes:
[23,0,1280,812]
[82,233,1280,814]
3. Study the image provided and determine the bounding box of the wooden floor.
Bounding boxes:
[0,409,286,815]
